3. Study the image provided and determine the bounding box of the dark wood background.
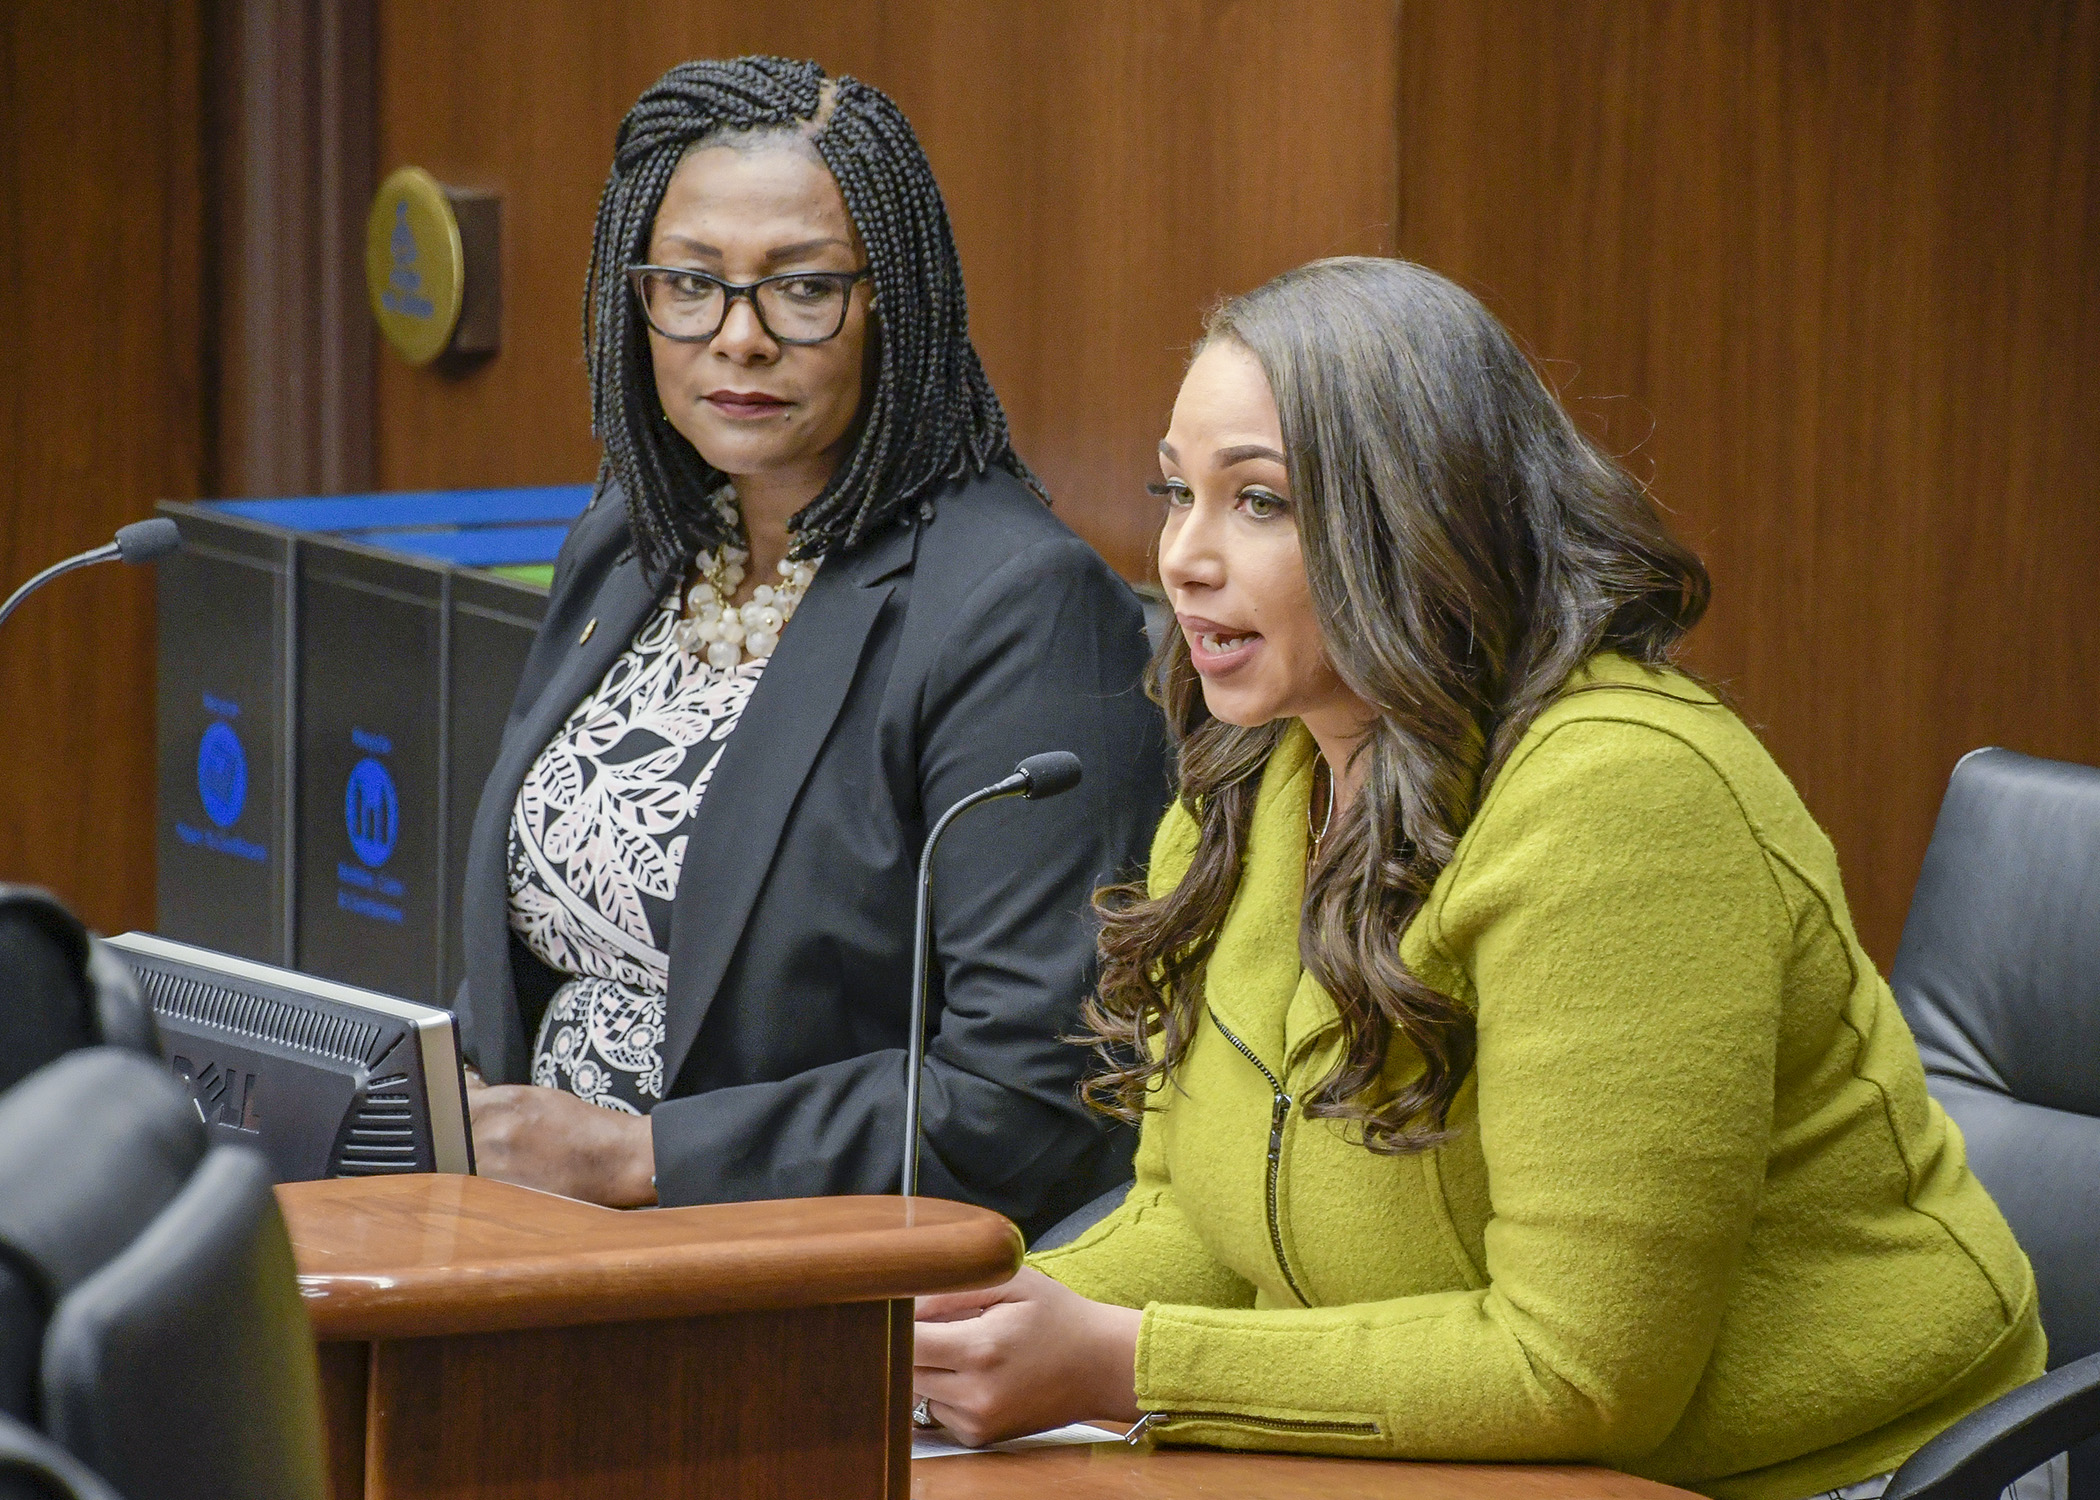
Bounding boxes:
[0,0,204,936]
[3,0,2095,965]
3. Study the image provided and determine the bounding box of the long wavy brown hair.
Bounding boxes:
[1082,258,1711,1153]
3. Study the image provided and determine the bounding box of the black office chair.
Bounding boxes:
[0,1049,327,1500]
[41,1145,327,1500]
[1886,747,2100,1500]
[0,1412,121,1500]
[0,887,159,1093]
[0,1052,205,1425]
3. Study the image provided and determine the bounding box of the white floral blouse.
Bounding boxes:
[506,589,764,1113]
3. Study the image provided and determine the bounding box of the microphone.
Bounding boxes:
[902,751,1085,1197]
[0,519,183,633]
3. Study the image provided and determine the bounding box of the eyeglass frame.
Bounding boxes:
[625,264,872,346]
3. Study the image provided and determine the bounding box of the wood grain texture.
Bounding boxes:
[0,0,202,932]
[908,1443,1700,1500]
[314,1340,369,1500]
[367,0,1399,578]
[863,1,1401,579]
[208,0,378,498]
[1395,0,2100,962]
[887,1296,915,1500]
[364,1304,893,1499]
[278,1175,1022,1340]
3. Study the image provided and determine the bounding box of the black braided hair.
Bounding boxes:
[582,56,1040,582]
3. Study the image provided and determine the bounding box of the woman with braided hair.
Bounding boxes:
[453,57,1166,1230]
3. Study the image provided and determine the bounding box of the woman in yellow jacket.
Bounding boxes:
[909,257,2051,1500]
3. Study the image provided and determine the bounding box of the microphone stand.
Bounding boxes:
[902,752,1082,1198]
[0,519,183,633]
[0,546,121,632]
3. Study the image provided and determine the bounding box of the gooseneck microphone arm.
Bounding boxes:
[902,750,1084,1198]
[0,519,182,633]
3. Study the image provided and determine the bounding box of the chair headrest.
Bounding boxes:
[0,1051,205,1308]
[0,1050,204,1423]
[1890,748,2100,1116]
[0,889,160,1092]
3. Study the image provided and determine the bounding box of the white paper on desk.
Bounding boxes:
[912,1422,1124,1460]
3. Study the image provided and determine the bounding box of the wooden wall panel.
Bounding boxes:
[368,4,882,497]
[354,0,2098,967]
[0,1,203,933]
[1395,0,2100,963]
[369,0,1399,577]
[209,0,378,498]
[868,2,1400,577]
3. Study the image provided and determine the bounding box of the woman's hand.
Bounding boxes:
[464,1071,658,1207]
[911,1267,1143,1447]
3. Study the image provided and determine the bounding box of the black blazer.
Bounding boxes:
[456,469,1168,1235]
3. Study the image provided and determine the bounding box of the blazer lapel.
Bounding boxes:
[459,541,660,1082]
[489,553,661,837]
[658,519,917,1084]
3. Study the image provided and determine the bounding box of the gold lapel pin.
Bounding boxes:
[578,618,597,645]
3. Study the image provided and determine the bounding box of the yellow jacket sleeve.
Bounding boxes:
[1027,1105,1258,1311]
[1027,797,1255,1309]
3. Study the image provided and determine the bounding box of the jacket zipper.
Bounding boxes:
[1204,1008,1311,1308]
[1125,1410,1381,1445]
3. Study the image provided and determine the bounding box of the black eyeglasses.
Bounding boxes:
[626,265,870,345]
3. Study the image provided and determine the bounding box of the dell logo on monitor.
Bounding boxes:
[170,1055,262,1136]
[345,757,400,867]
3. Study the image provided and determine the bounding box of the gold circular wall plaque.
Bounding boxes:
[366,166,465,366]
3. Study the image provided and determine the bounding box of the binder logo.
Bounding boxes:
[345,757,399,867]
[197,720,248,829]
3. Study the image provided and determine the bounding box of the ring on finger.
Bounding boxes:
[913,1396,937,1429]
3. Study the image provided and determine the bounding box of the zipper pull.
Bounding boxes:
[1124,1412,1162,1447]
[1268,1092,1292,1160]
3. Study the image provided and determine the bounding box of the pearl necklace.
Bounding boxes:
[672,489,820,671]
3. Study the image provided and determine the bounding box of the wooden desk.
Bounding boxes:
[911,1442,1700,1500]
[279,1175,1020,1500]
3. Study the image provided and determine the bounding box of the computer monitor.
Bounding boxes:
[103,933,473,1183]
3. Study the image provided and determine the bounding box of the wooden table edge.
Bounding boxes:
[283,1182,1024,1341]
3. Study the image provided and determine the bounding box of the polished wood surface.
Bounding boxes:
[314,1342,368,1500]
[1395,0,2100,961]
[280,1174,1022,1339]
[366,0,1398,579]
[910,1443,1698,1500]
[290,1178,990,1498]
[0,0,203,934]
[361,1302,902,1499]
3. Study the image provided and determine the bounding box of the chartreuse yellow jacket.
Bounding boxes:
[1033,655,2043,1500]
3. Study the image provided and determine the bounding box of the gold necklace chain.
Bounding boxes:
[1308,755,1338,858]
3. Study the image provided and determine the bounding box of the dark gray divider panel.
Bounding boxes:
[154,504,293,965]
[156,501,556,1007]
[443,571,547,1004]
[295,542,447,1005]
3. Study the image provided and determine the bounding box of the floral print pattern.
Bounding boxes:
[508,591,766,1113]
